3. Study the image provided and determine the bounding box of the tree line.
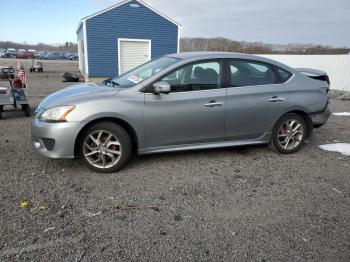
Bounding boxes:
[0,41,78,53]
[180,37,350,54]
[1,38,349,54]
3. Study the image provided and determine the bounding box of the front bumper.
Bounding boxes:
[309,103,331,126]
[31,119,82,159]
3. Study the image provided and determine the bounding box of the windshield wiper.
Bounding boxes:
[104,79,120,87]
[111,80,120,87]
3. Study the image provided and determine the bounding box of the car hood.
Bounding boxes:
[38,82,121,109]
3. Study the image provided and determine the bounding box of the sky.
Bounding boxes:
[1,0,350,47]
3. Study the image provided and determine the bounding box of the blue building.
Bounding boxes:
[76,0,180,81]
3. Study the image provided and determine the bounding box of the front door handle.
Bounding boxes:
[205,100,223,107]
[269,96,285,102]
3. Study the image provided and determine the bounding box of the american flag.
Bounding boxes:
[18,69,26,85]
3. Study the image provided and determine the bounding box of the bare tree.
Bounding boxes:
[180,37,349,54]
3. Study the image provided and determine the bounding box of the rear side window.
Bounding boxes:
[274,67,292,83]
[229,60,277,87]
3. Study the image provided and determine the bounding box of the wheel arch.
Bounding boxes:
[281,109,313,138]
[74,117,139,157]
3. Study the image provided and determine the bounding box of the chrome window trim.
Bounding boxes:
[138,56,295,94]
[225,73,295,90]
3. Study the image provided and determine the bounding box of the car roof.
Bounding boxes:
[167,51,262,60]
[166,52,294,71]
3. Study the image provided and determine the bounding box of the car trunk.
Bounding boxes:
[294,68,330,85]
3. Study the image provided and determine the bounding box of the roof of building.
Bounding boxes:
[77,0,181,33]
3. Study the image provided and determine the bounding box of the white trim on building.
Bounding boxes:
[77,40,82,71]
[83,21,89,78]
[76,0,181,33]
[117,38,152,75]
[177,27,181,53]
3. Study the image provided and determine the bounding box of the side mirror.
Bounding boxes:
[153,81,170,94]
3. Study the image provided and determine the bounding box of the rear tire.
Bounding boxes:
[270,113,307,154]
[78,122,132,173]
[0,105,3,120]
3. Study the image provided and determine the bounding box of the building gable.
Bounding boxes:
[77,0,180,79]
[77,0,180,33]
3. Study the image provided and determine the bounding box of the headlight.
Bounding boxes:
[38,105,75,122]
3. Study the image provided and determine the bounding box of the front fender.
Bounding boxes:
[68,94,145,150]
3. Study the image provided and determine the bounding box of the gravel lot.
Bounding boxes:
[0,58,349,261]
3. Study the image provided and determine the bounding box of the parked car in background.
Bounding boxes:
[43,52,62,60]
[16,51,35,59]
[1,49,16,58]
[62,52,71,60]
[68,53,78,60]
[32,52,331,173]
[0,49,78,60]
[7,48,16,54]
[36,51,48,59]
[32,51,40,58]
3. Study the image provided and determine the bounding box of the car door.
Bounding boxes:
[225,59,290,140]
[144,60,226,148]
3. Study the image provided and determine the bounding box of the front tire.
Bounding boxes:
[270,113,307,154]
[79,122,132,173]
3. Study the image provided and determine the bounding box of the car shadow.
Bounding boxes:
[34,144,270,174]
[0,106,35,120]
[124,144,269,170]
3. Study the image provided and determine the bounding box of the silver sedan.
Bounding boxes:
[32,52,331,172]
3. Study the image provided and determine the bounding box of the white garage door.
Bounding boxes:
[118,39,151,74]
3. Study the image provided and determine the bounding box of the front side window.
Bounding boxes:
[160,61,222,92]
[229,60,277,87]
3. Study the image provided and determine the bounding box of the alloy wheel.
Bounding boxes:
[83,130,122,169]
[277,119,304,150]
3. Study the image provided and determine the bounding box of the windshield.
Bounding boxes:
[111,56,180,88]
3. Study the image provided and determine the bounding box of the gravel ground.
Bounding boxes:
[0,58,349,261]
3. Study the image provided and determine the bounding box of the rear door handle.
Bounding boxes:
[205,100,223,107]
[269,96,285,102]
